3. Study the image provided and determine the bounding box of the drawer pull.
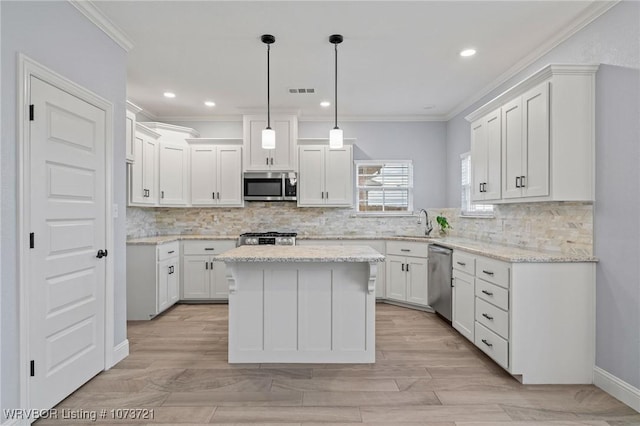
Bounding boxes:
[204,248,215,251]
[205,262,208,270]
[481,339,493,348]
[456,261,466,266]
[400,249,411,252]
[482,270,495,276]
[481,289,494,296]
[168,250,175,254]
[482,313,494,321]
[401,263,405,271]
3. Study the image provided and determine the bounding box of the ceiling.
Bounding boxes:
[94,1,605,120]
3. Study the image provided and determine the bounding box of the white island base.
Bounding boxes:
[219,245,384,364]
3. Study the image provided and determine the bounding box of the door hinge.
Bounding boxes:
[29,232,35,249]
[30,360,35,377]
[29,105,34,121]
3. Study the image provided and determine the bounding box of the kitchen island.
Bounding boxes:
[217,245,384,363]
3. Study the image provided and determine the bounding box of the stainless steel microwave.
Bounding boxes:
[243,172,297,201]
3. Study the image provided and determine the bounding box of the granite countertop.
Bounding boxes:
[216,245,385,263]
[127,234,596,263]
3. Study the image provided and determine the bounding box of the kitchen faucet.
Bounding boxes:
[417,209,433,236]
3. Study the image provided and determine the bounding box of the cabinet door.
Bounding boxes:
[216,146,242,206]
[271,119,293,170]
[452,271,475,342]
[484,110,502,201]
[125,110,135,163]
[143,138,158,203]
[325,146,353,206]
[386,255,407,301]
[246,119,270,170]
[298,146,325,206]
[190,145,217,206]
[211,258,230,299]
[407,257,429,306]
[159,143,189,205]
[522,82,550,198]
[129,135,146,204]
[502,98,523,199]
[470,119,486,202]
[182,255,211,299]
[168,258,179,304]
[157,259,171,312]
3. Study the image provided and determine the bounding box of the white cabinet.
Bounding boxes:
[159,143,189,206]
[452,251,476,342]
[467,64,597,203]
[471,108,501,202]
[189,144,242,207]
[128,124,160,206]
[243,115,297,171]
[385,241,429,306]
[125,101,141,163]
[502,82,550,199]
[126,241,180,320]
[298,144,353,207]
[181,240,236,300]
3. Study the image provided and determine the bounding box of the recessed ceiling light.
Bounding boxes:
[320,101,331,108]
[204,101,216,107]
[460,48,476,57]
[163,92,176,98]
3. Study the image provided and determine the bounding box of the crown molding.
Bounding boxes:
[445,0,619,121]
[68,0,134,52]
[135,123,162,139]
[139,122,200,138]
[126,100,143,114]
[158,115,244,122]
[299,115,447,122]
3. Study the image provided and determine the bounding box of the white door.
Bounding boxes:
[386,256,407,301]
[168,259,180,304]
[522,82,550,198]
[125,109,135,163]
[211,258,230,299]
[129,135,146,204]
[142,137,158,204]
[29,76,106,410]
[271,119,292,170]
[182,256,211,299]
[502,98,523,199]
[159,143,188,205]
[157,259,171,312]
[470,119,486,202]
[406,257,428,306]
[298,146,325,206]
[216,146,242,206]
[325,146,353,206]
[452,271,475,342]
[247,119,270,170]
[484,110,502,201]
[190,145,217,206]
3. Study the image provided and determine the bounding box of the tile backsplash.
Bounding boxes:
[127,201,593,255]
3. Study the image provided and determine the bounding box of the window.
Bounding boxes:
[355,161,413,214]
[461,152,494,216]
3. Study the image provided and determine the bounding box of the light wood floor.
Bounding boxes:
[38,303,639,425]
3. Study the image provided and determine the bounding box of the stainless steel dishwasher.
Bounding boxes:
[428,245,453,321]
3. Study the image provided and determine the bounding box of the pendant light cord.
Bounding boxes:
[334,42,338,130]
[267,43,271,129]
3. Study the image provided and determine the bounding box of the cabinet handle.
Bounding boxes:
[481,289,494,296]
[213,192,215,199]
[326,191,329,199]
[321,192,324,199]
[406,264,410,272]
[204,248,215,251]
[210,261,214,269]
[520,175,526,187]
[482,183,486,192]
[481,339,493,348]
[168,265,174,274]
[401,249,411,252]
[401,263,405,271]
[216,192,220,199]
[515,176,521,188]
[161,190,164,199]
[168,250,175,254]
[206,262,208,270]
[270,157,274,165]
[457,261,466,266]
[482,270,495,276]
[482,313,494,321]
[479,183,483,193]
[266,157,269,165]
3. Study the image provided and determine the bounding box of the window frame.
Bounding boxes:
[460,152,494,217]
[354,160,414,216]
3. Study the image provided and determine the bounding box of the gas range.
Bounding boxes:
[238,232,297,246]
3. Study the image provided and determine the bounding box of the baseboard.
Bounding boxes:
[594,366,640,412]
[111,339,130,367]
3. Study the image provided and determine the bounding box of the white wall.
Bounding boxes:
[1,1,128,417]
[444,2,640,390]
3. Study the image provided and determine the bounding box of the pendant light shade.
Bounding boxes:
[261,34,276,149]
[329,34,344,149]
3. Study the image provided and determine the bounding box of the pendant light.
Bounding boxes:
[329,34,344,149]
[261,34,276,149]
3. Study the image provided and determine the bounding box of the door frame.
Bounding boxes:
[16,54,116,411]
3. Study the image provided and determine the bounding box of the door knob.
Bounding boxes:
[96,249,108,259]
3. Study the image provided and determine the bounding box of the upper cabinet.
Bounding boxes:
[466,64,598,203]
[243,115,297,172]
[125,101,142,163]
[188,140,243,207]
[298,143,353,207]
[129,123,160,206]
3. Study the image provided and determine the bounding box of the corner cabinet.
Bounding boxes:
[128,123,160,206]
[243,115,297,172]
[298,144,353,207]
[188,141,243,207]
[466,64,598,203]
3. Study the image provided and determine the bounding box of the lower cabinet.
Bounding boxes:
[385,241,429,306]
[181,240,236,300]
[452,270,475,342]
[127,241,180,320]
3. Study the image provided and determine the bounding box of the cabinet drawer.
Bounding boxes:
[453,251,475,274]
[157,241,179,261]
[476,257,510,288]
[182,240,236,256]
[475,297,509,339]
[475,279,509,311]
[386,241,428,257]
[475,322,509,369]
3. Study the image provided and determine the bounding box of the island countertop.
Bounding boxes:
[217,245,385,263]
